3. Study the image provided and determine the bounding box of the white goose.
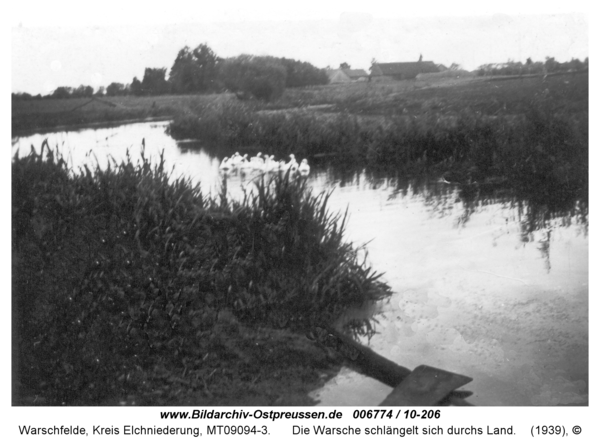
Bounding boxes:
[264,155,280,172]
[230,152,243,167]
[250,152,265,170]
[283,154,299,173]
[238,154,253,172]
[298,158,310,176]
[257,153,274,172]
[219,157,233,173]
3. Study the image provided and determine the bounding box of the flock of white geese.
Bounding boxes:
[219,152,310,176]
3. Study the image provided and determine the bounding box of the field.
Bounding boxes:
[13,71,587,135]
[269,71,587,117]
[12,94,220,135]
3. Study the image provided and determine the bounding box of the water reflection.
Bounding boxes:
[307,163,587,405]
[316,163,587,254]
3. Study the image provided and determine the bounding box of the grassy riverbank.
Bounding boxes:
[14,72,585,138]
[12,145,390,405]
[167,72,588,206]
[12,94,232,136]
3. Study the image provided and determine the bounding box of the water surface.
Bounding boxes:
[12,121,588,406]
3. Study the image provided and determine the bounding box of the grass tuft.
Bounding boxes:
[13,145,390,405]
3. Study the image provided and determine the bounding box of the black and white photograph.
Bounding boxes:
[9,0,590,420]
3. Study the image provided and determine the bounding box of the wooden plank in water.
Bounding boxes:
[308,327,473,405]
[379,365,473,406]
[321,328,413,386]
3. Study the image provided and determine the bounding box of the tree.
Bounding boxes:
[140,68,170,95]
[52,87,73,99]
[340,62,351,69]
[106,82,126,96]
[544,57,559,73]
[73,85,94,98]
[129,77,142,96]
[12,92,33,101]
[566,58,584,71]
[220,55,287,102]
[169,44,221,94]
[278,57,329,87]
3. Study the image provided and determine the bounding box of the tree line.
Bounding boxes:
[13,44,329,102]
[12,52,589,102]
[476,57,588,76]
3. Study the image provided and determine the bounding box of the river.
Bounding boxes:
[12,120,589,406]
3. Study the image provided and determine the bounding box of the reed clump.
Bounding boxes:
[168,73,587,205]
[169,101,586,193]
[13,143,390,405]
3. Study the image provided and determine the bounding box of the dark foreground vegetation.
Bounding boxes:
[13,145,390,405]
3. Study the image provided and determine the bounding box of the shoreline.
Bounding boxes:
[12,116,174,138]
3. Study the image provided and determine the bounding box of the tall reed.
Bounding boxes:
[13,144,390,404]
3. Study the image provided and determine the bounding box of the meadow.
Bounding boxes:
[12,94,190,134]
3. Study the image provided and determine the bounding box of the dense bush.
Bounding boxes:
[105,82,128,97]
[279,57,329,88]
[166,96,259,146]
[48,85,97,99]
[169,44,222,94]
[167,92,587,198]
[140,68,171,96]
[220,55,287,102]
[13,144,389,404]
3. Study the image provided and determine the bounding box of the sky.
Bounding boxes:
[9,1,590,95]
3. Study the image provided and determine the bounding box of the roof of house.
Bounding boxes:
[371,62,438,75]
[326,69,350,83]
[344,69,369,78]
[326,68,369,83]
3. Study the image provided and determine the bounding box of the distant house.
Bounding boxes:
[326,68,369,83]
[370,58,439,81]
